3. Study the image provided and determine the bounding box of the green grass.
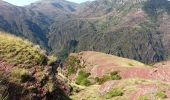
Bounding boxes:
[95,71,122,84]
[105,88,124,99]
[66,56,81,76]
[95,75,111,85]
[156,91,167,99]
[110,71,122,80]
[0,32,47,68]
[0,32,66,99]
[76,70,91,86]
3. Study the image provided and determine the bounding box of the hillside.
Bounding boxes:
[62,51,170,100]
[0,0,77,51]
[0,0,170,64]
[1,32,170,99]
[0,0,52,49]
[49,0,170,64]
[2,0,170,99]
[0,32,70,100]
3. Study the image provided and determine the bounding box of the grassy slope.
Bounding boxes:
[70,79,170,100]
[64,51,170,100]
[0,32,47,68]
[0,32,70,100]
[79,51,147,68]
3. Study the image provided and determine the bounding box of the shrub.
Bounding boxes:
[11,68,32,83]
[110,71,122,80]
[47,55,57,65]
[95,75,111,85]
[76,70,91,86]
[156,91,167,99]
[95,71,121,84]
[66,56,81,76]
[106,88,124,99]
[47,81,56,92]
[20,73,32,83]
[68,66,76,75]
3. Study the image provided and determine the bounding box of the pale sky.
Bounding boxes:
[3,0,93,6]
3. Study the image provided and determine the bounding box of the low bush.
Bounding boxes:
[95,75,111,85]
[66,56,81,76]
[11,68,32,83]
[76,70,91,86]
[106,88,124,99]
[110,71,122,80]
[47,55,57,65]
[156,91,167,99]
[95,71,122,84]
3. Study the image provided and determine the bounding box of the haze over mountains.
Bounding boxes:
[0,0,170,64]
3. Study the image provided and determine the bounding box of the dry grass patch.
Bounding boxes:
[0,32,47,68]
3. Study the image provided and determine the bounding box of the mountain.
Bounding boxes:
[1,0,170,64]
[0,0,77,50]
[0,0,52,49]
[48,0,170,64]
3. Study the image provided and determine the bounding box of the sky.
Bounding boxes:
[3,0,92,6]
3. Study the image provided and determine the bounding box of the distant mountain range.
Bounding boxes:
[0,0,170,64]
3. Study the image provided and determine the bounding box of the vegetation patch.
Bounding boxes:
[95,75,111,85]
[138,95,149,100]
[105,88,124,99]
[110,71,122,80]
[76,70,91,86]
[0,32,47,68]
[47,55,57,65]
[65,56,81,76]
[95,71,121,84]
[11,68,32,83]
[156,91,167,99]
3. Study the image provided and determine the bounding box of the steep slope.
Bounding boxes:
[62,51,170,100]
[0,32,70,100]
[49,0,170,64]
[0,0,52,49]
[0,0,77,51]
